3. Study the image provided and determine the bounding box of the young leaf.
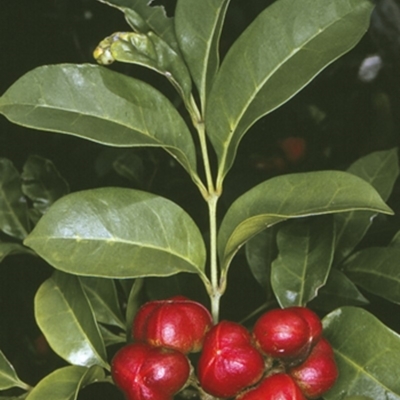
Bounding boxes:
[323,307,400,400]
[310,269,369,312]
[21,155,69,215]
[93,31,192,102]
[80,277,126,330]
[271,215,335,308]
[25,365,105,400]
[343,247,400,305]
[218,171,393,274]
[0,350,29,391]
[245,228,277,291]
[34,271,109,369]
[24,188,207,279]
[335,148,399,263]
[97,0,178,52]
[175,0,230,110]
[0,64,199,183]
[0,159,29,239]
[205,0,374,185]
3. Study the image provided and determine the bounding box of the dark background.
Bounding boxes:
[1,1,400,398]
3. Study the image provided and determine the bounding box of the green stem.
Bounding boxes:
[189,95,215,196]
[208,193,221,323]
[188,94,223,324]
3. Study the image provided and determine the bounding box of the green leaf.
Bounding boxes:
[93,31,192,102]
[34,271,109,369]
[0,159,29,239]
[335,148,399,262]
[323,307,400,400]
[218,171,393,274]
[175,0,230,110]
[0,350,28,390]
[26,365,105,400]
[344,397,374,400]
[0,241,34,263]
[205,0,374,185]
[97,0,178,52]
[21,155,69,215]
[245,228,277,291]
[343,247,400,305]
[24,188,207,279]
[80,277,125,330]
[0,64,198,181]
[271,215,335,307]
[311,269,369,312]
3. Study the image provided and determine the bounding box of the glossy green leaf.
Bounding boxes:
[0,350,28,390]
[335,148,399,262]
[343,247,400,304]
[80,277,125,330]
[25,188,207,279]
[0,64,198,181]
[34,271,108,369]
[175,0,230,110]
[26,365,105,400]
[21,155,69,215]
[245,228,277,291]
[323,307,400,400]
[271,215,335,307]
[0,159,29,239]
[218,171,393,273]
[93,31,192,101]
[0,241,34,263]
[310,269,369,312]
[205,0,374,185]
[97,0,178,51]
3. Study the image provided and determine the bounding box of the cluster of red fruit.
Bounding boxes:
[111,296,338,400]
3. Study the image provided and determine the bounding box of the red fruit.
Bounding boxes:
[290,338,338,399]
[198,321,264,398]
[237,373,306,400]
[253,308,312,359]
[291,307,323,346]
[133,296,213,353]
[111,342,190,400]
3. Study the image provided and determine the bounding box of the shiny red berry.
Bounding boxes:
[111,342,190,400]
[252,307,322,360]
[132,296,213,353]
[290,338,338,399]
[236,373,306,400]
[253,308,312,359]
[291,307,322,346]
[198,321,264,398]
